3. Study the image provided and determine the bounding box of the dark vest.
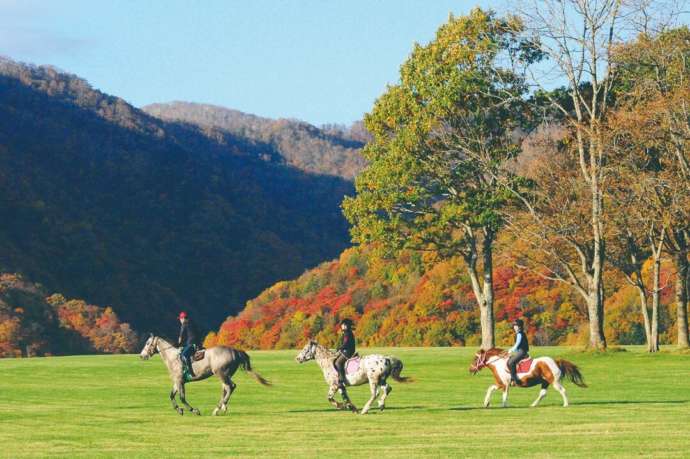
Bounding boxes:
[179,320,199,346]
[338,330,356,358]
[516,330,529,353]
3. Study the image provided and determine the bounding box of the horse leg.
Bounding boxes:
[483,384,498,408]
[178,384,201,415]
[221,380,236,414]
[327,384,344,410]
[501,386,509,408]
[360,380,379,415]
[170,385,183,415]
[531,382,549,407]
[213,385,227,416]
[377,384,392,411]
[553,381,569,407]
[339,385,358,413]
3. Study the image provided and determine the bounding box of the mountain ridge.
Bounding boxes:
[0,57,354,333]
[143,101,368,179]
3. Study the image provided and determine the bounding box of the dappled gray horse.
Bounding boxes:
[295,340,409,414]
[140,334,270,415]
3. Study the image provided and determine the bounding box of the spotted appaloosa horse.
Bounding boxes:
[295,340,410,414]
[469,348,587,408]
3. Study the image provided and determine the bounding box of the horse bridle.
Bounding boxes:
[146,336,176,356]
[471,352,488,373]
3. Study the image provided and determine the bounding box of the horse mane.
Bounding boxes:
[153,335,177,348]
[483,348,505,358]
[310,340,336,357]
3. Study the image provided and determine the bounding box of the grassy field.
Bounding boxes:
[1,346,689,458]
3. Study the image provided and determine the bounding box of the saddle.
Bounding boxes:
[345,355,361,374]
[507,356,534,374]
[192,348,205,362]
[333,352,360,375]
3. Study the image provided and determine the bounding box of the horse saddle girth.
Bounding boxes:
[192,348,205,361]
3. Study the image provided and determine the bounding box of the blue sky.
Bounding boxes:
[0,0,499,125]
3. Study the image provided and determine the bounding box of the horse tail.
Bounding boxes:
[556,359,587,388]
[237,350,271,386]
[389,357,412,383]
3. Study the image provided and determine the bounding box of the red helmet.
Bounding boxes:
[178,311,188,320]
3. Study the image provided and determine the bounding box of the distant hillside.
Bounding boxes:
[143,102,368,179]
[0,273,137,357]
[0,57,353,333]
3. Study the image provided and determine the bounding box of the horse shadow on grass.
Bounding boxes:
[287,405,427,413]
[287,400,689,414]
[446,399,690,411]
[569,399,689,407]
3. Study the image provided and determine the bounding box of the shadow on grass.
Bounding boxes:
[447,399,690,411]
[570,399,689,407]
[287,405,427,413]
[448,406,489,411]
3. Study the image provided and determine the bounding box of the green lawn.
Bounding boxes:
[1,346,689,458]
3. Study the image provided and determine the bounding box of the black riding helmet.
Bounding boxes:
[340,318,354,329]
[512,318,525,330]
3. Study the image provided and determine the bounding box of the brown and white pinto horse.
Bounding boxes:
[469,348,587,408]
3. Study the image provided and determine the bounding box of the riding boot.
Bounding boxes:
[510,371,520,386]
[185,356,195,377]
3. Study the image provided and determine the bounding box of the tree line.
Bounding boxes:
[343,2,689,352]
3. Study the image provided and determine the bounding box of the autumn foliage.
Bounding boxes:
[210,238,679,350]
[0,273,138,357]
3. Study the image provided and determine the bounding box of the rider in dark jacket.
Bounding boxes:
[178,311,200,376]
[334,318,356,387]
[507,318,529,386]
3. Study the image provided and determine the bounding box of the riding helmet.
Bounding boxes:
[512,318,524,329]
[340,318,354,328]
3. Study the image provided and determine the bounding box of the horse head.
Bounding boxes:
[295,339,318,363]
[140,333,159,360]
[469,349,488,374]
[469,348,504,374]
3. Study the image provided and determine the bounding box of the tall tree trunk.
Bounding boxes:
[634,284,653,351]
[675,249,689,348]
[588,172,607,350]
[465,228,495,350]
[650,253,661,352]
[585,280,607,350]
[480,230,495,350]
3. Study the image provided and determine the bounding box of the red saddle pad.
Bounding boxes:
[517,357,533,373]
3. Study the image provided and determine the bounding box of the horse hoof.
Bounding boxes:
[176,408,184,415]
[193,409,201,416]
[212,408,219,416]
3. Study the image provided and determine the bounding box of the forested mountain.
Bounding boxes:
[0,57,354,332]
[143,102,368,179]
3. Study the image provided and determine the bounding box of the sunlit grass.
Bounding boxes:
[1,346,689,457]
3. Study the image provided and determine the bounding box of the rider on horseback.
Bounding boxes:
[507,318,529,386]
[178,311,200,377]
[334,318,356,388]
